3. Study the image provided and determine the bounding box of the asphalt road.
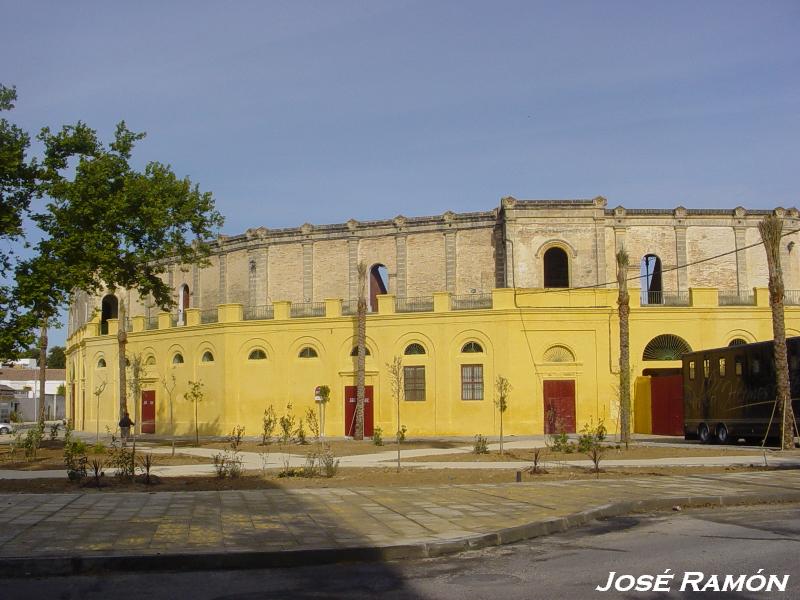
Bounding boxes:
[2,504,798,600]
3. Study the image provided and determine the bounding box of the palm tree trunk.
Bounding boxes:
[759,216,795,450]
[355,262,367,440]
[117,297,128,423]
[37,319,48,425]
[616,249,631,448]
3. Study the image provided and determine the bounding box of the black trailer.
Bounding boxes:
[683,337,800,444]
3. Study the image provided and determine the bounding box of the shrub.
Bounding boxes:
[305,407,320,441]
[321,447,339,478]
[89,458,105,487]
[279,403,295,445]
[8,410,20,423]
[529,447,547,474]
[548,431,575,453]
[295,418,307,445]
[302,452,320,478]
[63,423,87,482]
[261,405,277,445]
[372,427,384,446]
[90,442,106,455]
[577,418,607,453]
[473,434,489,454]
[107,434,135,479]
[396,425,407,444]
[578,419,607,476]
[229,425,246,451]
[48,422,61,441]
[137,453,157,484]
[22,423,45,459]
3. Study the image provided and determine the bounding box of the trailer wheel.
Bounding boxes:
[698,424,711,444]
[716,424,730,445]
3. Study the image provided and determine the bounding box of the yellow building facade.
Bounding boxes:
[65,286,799,438]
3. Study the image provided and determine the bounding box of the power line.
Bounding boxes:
[510,227,800,296]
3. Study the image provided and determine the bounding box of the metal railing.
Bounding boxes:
[785,290,800,306]
[244,305,274,321]
[395,296,434,313]
[640,291,690,306]
[145,316,159,330]
[290,302,325,318]
[718,291,755,306]
[200,309,218,324]
[451,293,492,311]
[341,299,359,316]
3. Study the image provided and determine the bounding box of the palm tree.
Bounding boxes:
[354,261,367,440]
[117,297,129,422]
[616,248,631,448]
[759,215,795,450]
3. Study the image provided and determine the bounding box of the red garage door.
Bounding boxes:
[543,380,576,434]
[344,386,374,437]
[141,390,156,434]
[651,374,684,436]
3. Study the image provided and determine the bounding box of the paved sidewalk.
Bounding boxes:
[0,469,798,576]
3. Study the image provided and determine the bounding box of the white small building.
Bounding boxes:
[0,366,66,421]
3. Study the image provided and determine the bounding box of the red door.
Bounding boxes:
[543,380,576,434]
[344,386,374,437]
[650,374,684,435]
[141,390,156,434]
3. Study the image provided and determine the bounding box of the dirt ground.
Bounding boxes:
[0,444,212,471]
[164,439,464,457]
[406,445,772,463]
[0,464,790,494]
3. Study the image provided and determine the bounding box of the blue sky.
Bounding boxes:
[2,0,798,345]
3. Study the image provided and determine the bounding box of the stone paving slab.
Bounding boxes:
[0,469,798,573]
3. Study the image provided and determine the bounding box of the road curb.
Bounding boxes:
[2,491,799,577]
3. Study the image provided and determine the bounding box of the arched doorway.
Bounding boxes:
[178,284,190,325]
[543,247,569,288]
[641,254,663,305]
[100,295,118,335]
[369,264,388,312]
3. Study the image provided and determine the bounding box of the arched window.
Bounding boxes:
[100,294,118,335]
[201,351,214,362]
[350,346,371,356]
[543,345,575,363]
[172,353,184,364]
[728,338,748,347]
[178,284,190,325]
[404,343,426,355]
[642,335,692,361]
[543,247,569,288]
[461,341,483,353]
[369,264,389,312]
[298,347,318,358]
[640,254,663,305]
[97,358,106,368]
[248,349,267,360]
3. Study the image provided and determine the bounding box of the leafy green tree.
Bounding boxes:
[47,345,66,369]
[14,251,70,424]
[0,84,39,359]
[36,121,223,420]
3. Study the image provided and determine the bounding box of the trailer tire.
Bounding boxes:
[698,424,711,444]
[716,424,730,444]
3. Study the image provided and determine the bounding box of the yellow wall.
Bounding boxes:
[65,287,797,438]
